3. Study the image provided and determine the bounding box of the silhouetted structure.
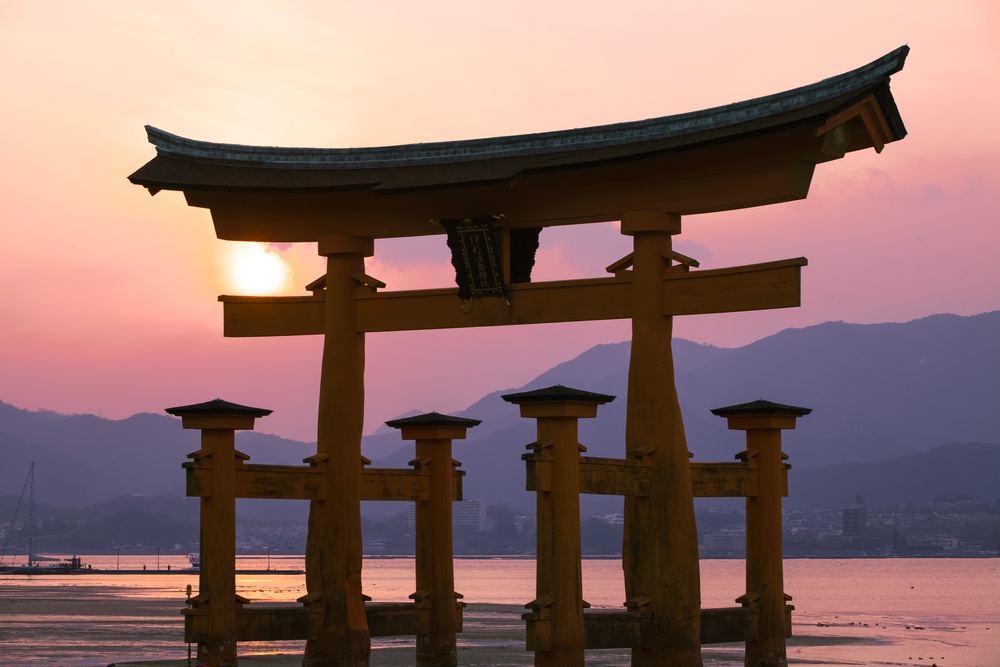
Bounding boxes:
[135,47,908,667]
[712,400,812,667]
[504,390,809,666]
[168,401,476,667]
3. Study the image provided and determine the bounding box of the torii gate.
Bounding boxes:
[130,47,908,667]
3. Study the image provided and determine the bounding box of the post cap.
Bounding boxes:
[165,398,273,418]
[385,411,482,429]
[710,399,811,418]
[501,385,615,405]
[711,399,811,432]
[386,411,481,441]
[165,398,271,430]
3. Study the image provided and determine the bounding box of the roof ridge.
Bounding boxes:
[145,46,908,170]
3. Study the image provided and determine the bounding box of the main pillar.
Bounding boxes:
[504,385,614,667]
[167,398,271,667]
[386,412,479,667]
[711,400,810,667]
[621,210,702,666]
[304,234,373,667]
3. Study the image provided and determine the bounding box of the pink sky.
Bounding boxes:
[1,2,998,442]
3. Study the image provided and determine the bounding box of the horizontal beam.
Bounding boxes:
[356,275,630,332]
[690,462,760,498]
[525,456,780,498]
[185,601,463,643]
[662,258,805,317]
[185,464,462,502]
[237,463,327,500]
[220,258,806,337]
[578,456,651,496]
[524,606,760,650]
[361,467,431,502]
[221,295,324,338]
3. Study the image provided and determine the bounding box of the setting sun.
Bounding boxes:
[224,242,292,294]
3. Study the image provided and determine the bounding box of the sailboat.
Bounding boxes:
[0,463,84,573]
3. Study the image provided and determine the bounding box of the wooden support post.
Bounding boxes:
[620,210,703,666]
[167,399,271,667]
[305,234,373,667]
[385,412,480,667]
[711,400,811,667]
[503,385,614,667]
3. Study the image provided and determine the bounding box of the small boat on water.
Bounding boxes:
[1,555,87,574]
[187,552,200,568]
[0,463,87,574]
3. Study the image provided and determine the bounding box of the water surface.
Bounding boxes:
[0,556,995,666]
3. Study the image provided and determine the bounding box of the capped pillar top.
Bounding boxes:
[165,398,271,430]
[711,398,811,431]
[710,399,812,417]
[386,411,482,441]
[620,210,682,235]
[317,234,374,257]
[502,385,615,419]
[502,385,616,405]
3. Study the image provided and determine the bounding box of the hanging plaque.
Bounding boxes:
[441,216,506,299]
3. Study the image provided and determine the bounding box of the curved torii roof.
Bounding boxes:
[129,46,908,242]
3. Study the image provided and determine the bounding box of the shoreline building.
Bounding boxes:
[842,495,869,543]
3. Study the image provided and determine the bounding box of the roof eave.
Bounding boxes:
[128,46,908,195]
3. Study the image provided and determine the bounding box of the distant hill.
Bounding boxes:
[0,403,313,509]
[2,312,998,517]
[369,311,1000,514]
[788,441,1000,510]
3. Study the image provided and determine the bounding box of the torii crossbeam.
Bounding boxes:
[219,257,807,336]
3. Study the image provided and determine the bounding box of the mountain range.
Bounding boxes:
[2,311,998,518]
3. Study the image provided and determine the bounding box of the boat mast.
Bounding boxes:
[28,463,35,568]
